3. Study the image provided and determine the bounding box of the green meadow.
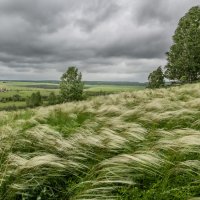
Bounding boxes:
[85,85,144,92]
[0,81,59,97]
[0,82,200,199]
[0,81,145,110]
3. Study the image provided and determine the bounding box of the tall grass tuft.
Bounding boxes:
[1,83,200,199]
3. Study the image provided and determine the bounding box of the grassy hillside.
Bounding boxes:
[0,83,200,199]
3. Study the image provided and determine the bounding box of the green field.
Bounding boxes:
[0,83,200,199]
[85,84,144,92]
[0,81,59,96]
[0,81,145,92]
[0,81,145,110]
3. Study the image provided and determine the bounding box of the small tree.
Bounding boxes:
[60,66,84,102]
[148,66,165,88]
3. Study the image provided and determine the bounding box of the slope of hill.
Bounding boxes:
[0,83,200,199]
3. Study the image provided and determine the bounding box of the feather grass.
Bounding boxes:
[1,83,200,199]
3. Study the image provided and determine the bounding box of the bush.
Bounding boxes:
[26,92,42,107]
[48,92,57,105]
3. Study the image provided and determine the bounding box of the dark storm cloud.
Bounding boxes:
[97,30,170,59]
[0,0,198,81]
[134,0,175,25]
[75,1,120,32]
[0,0,68,31]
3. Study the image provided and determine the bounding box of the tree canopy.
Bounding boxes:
[165,6,200,83]
[60,66,84,102]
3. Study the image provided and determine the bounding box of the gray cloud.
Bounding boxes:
[74,1,120,32]
[0,0,198,81]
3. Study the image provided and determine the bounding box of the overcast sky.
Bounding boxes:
[0,0,198,82]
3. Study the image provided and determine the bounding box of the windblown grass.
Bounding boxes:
[0,83,200,199]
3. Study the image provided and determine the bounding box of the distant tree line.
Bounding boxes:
[0,92,63,111]
[148,6,200,88]
[0,94,25,103]
[26,91,63,108]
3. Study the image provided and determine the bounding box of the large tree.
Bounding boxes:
[165,6,200,83]
[60,66,84,102]
[148,66,165,88]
